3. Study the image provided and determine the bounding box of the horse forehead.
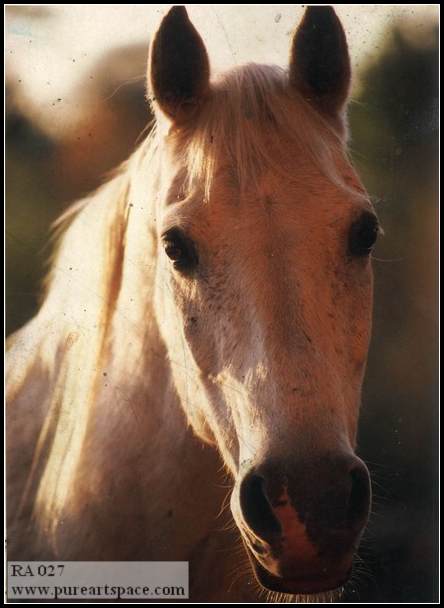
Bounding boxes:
[205,169,349,226]
[163,150,365,232]
[198,197,332,263]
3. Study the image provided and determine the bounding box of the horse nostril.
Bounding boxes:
[346,460,371,530]
[239,472,281,541]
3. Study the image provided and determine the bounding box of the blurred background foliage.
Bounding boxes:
[5,8,438,603]
[347,19,439,602]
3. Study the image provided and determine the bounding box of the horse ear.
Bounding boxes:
[289,6,351,121]
[148,6,210,123]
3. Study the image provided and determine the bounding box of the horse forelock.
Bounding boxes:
[159,63,363,202]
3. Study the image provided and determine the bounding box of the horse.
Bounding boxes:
[7,6,380,602]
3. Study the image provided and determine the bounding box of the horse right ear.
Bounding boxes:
[289,6,351,124]
[148,6,210,124]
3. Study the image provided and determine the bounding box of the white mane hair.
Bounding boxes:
[7,62,363,536]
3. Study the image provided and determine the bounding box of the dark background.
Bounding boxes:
[6,7,439,603]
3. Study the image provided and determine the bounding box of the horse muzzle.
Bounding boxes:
[232,451,371,595]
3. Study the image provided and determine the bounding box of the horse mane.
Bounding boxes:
[7,163,128,531]
[7,62,362,538]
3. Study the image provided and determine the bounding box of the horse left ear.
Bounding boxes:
[289,6,351,121]
[148,6,210,124]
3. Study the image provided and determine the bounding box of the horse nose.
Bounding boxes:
[239,452,371,551]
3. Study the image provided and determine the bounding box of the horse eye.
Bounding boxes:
[162,228,198,273]
[348,211,380,257]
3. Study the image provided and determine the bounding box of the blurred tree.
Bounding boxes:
[6,87,58,335]
[6,44,152,335]
[347,19,438,603]
[54,44,151,199]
